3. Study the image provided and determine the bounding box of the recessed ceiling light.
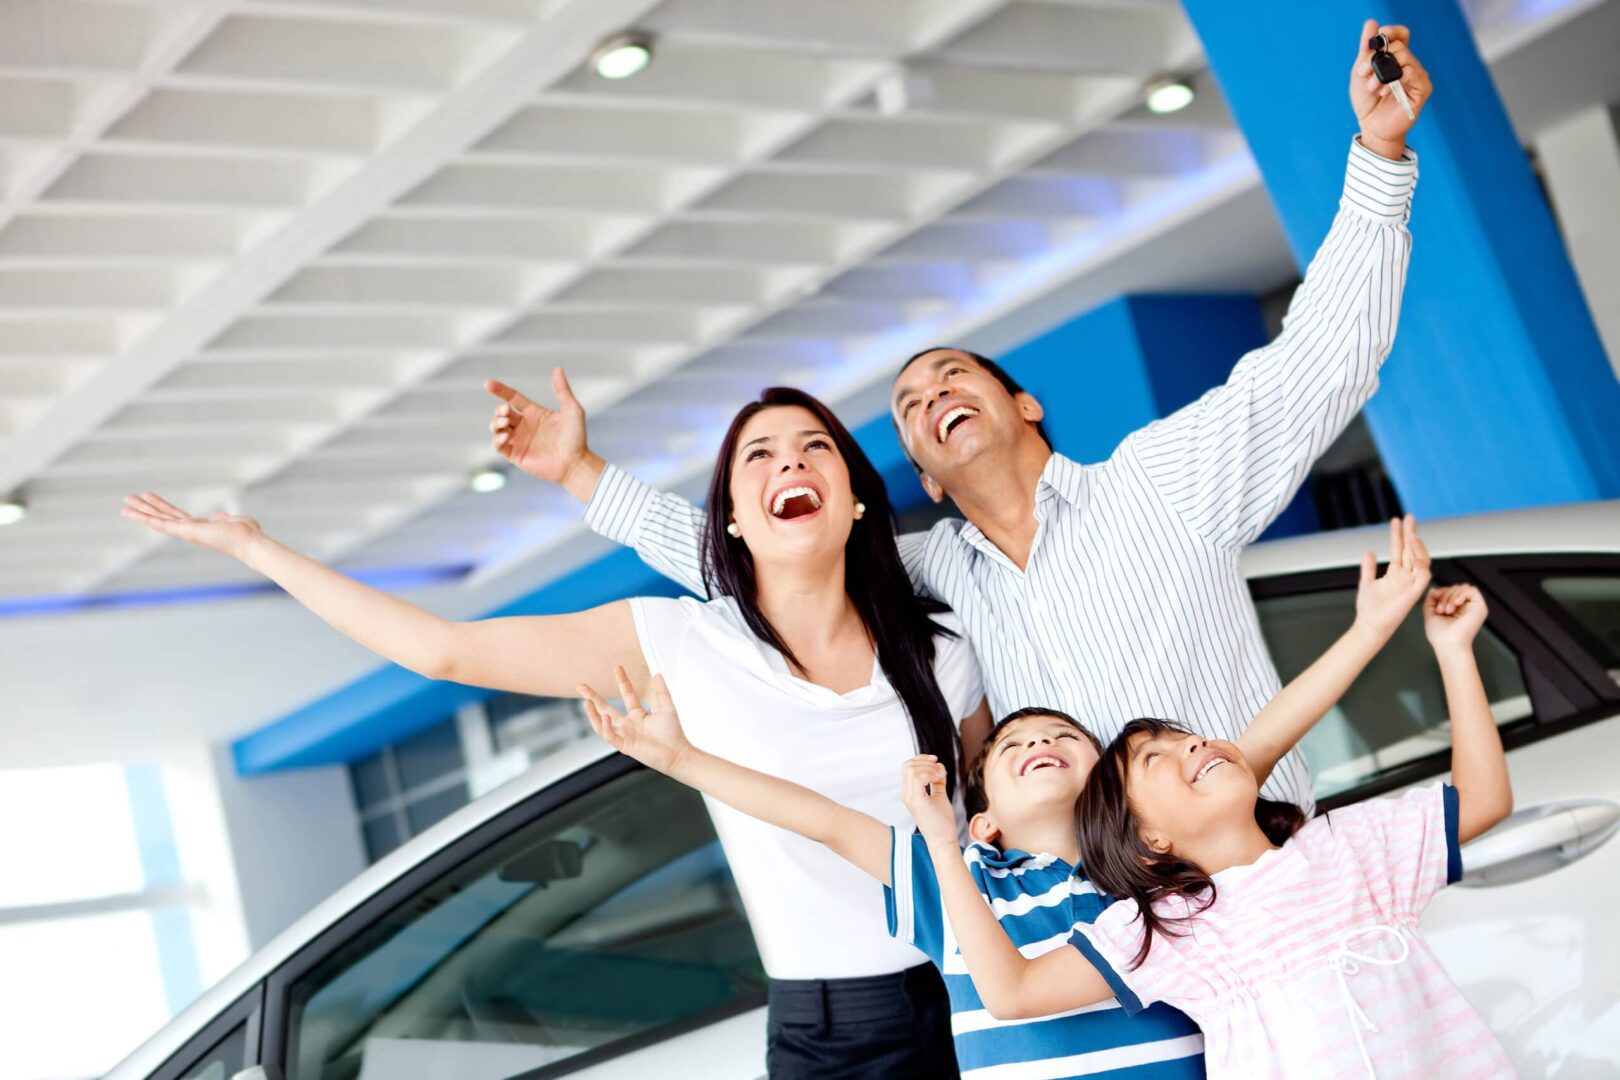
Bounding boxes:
[470,468,507,494]
[1145,77,1195,115]
[0,496,25,526]
[592,31,654,81]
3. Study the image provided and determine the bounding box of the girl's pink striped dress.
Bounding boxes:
[1071,783,1515,1078]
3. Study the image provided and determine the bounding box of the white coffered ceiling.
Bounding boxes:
[0,0,1608,608]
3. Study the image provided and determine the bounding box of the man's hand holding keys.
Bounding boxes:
[1350,19,1432,160]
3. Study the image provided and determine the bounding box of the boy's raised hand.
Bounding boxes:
[1424,584,1488,654]
[580,666,692,776]
[901,755,959,847]
[1354,515,1432,641]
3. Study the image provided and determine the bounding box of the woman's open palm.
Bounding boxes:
[121,492,263,561]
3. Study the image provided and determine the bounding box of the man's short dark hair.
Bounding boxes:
[963,707,1101,818]
[892,347,1053,473]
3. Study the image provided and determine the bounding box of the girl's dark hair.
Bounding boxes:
[1075,717,1308,969]
[700,387,963,795]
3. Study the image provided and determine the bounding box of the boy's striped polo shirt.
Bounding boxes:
[886,830,1206,1079]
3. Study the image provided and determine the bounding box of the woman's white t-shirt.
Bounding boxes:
[629,595,983,980]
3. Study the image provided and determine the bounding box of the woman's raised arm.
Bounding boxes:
[122,492,647,698]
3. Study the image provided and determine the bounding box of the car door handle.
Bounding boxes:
[1459,798,1620,888]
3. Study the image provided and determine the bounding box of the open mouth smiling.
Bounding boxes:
[770,485,823,520]
[935,405,980,445]
[1191,754,1230,784]
[1018,753,1068,777]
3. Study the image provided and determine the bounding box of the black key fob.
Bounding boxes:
[1368,34,1403,84]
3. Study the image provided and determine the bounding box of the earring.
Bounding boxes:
[726,521,742,538]
[853,501,866,520]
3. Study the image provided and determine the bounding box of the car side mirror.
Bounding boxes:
[499,838,585,886]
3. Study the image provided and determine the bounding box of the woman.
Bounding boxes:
[124,386,989,1078]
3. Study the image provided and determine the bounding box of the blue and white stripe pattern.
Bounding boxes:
[586,138,1417,813]
[886,829,1205,1078]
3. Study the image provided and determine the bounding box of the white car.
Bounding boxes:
[109,502,1620,1080]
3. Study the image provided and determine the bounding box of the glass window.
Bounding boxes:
[489,696,590,761]
[283,768,765,1080]
[362,814,403,863]
[0,764,145,907]
[1255,583,1531,801]
[394,721,463,790]
[351,753,393,810]
[175,1020,250,1080]
[405,784,468,833]
[1512,571,1620,686]
[0,911,172,1079]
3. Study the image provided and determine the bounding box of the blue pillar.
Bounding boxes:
[1186,0,1620,517]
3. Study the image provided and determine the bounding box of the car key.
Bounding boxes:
[1368,33,1415,121]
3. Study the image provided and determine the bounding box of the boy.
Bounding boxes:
[585,517,1433,1078]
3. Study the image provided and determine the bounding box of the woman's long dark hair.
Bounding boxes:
[700,387,963,795]
[1076,718,1308,968]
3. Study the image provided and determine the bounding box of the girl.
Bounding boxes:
[898,555,1516,1077]
[123,385,989,1078]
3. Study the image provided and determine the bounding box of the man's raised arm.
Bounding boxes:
[1128,22,1429,551]
[487,368,709,596]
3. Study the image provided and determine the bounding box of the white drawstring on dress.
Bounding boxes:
[1326,924,1411,1079]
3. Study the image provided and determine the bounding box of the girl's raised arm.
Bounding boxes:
[122,492,646,698]
[582,668,894,883]
[1239,516,1430,784]
[903,758,1113,1020]
[1424,584,1513,842]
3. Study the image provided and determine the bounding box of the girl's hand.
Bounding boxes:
[121,492,264,562]
[1424,584,1488,654]
[580,666,692,776]
[1349,19,1431,159]
[901,755,958,847]
[1354,515,1431,641]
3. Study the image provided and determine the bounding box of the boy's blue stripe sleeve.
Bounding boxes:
[1442,782,1464,886]
[1070,930,1143,1015]
[882,828,948,966]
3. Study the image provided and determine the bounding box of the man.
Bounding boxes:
[488,21,1431,819]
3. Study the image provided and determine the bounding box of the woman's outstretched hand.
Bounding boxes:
[581,666,692,776]
[121,492,264,562]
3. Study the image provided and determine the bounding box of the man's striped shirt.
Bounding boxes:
[585,136,1417,814]
[887,830,1205,1079]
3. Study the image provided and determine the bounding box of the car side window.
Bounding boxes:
[175,1023,248,1080]
[149,988,260,1080]
[280,766,765,1080]
[1509,570,1620,688]
[1253,579,1531,802]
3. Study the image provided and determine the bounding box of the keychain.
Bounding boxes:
[1368,33,1415,121]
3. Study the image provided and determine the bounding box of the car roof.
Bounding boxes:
[110,497,1620,1076]
[1242,499,1620,579]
